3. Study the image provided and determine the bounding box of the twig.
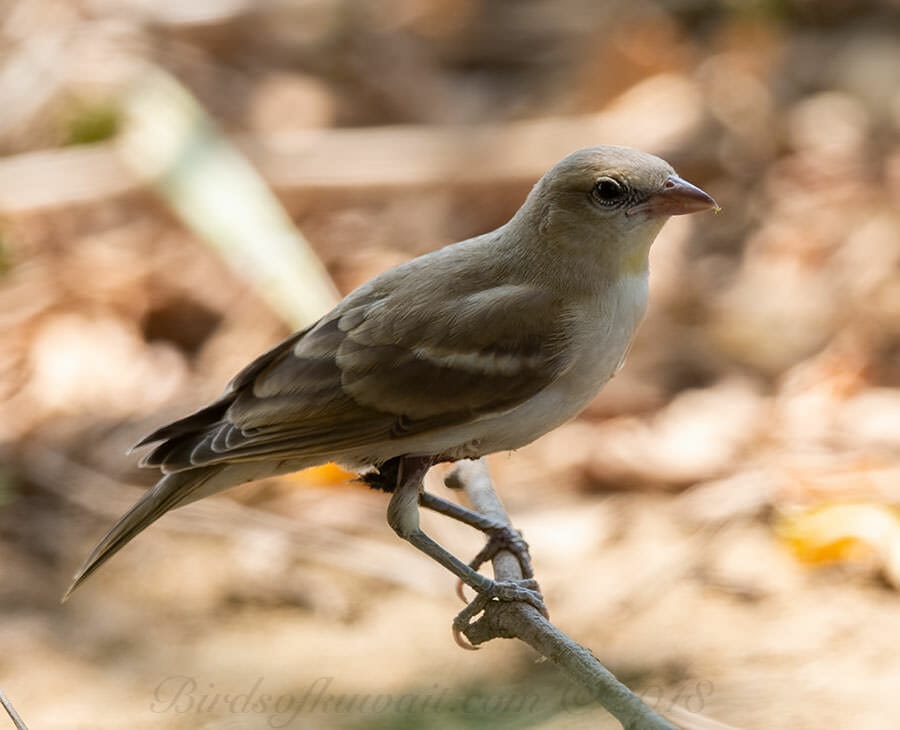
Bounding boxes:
[447,459,679,730]
[0,690,30,730]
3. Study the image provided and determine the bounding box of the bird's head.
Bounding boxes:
[517,145,718,278]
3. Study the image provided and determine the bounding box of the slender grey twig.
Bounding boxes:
[0,690,30,730]
[446,459,680,730]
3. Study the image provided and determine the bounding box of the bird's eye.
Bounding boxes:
[591,177,626,206]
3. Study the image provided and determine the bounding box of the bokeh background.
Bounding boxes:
[2,1,900,728]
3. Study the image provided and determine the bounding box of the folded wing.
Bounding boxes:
[137,277,574,473]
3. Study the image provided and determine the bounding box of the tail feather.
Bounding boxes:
[129,398,231,452]
[62,467,223,601]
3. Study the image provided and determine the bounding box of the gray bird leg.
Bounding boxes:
[386,456,546,617]
[418,491,534,579]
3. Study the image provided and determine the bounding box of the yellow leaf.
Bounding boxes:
[775,502,900,566]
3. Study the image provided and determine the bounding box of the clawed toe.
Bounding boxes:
[470,526,534,578]
[451,576,549,649]
[487,578,548,616]
[455,525,540,614]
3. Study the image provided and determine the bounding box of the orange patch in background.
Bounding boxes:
[775,503,900,580]
[283,463,357,487]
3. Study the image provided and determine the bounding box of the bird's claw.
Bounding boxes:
[451,577,549,649]
[455,525,535,604]
[486,577,546,610]
[471,526,534,577]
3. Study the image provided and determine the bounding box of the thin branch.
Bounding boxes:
[0,690,30,730]
[446,459,680,730]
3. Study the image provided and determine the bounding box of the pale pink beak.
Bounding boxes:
[628,175,718,217]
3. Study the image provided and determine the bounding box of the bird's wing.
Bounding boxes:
[138,280,574,473]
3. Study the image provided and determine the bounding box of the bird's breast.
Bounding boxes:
[352,273,651,463]
[466,272,651,453]
[565,272,650,397]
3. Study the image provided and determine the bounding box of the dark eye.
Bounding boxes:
[592,177,626,206]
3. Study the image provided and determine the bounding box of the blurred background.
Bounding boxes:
[2,0,900,728]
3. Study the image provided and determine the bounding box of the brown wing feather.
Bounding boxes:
[136,252,574,474]
[133,326,313,451]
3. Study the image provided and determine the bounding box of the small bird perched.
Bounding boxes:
[64,146,717,608]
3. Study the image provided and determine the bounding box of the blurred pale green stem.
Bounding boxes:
[116,69,339,328]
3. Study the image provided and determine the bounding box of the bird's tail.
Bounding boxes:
[62,466,224,601]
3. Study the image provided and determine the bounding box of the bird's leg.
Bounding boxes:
[386,456,547,623]
[418,491,535,579]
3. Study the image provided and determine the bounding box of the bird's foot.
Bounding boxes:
[473,525,533,576]
[455,524,534,603]
[452,577,548,650]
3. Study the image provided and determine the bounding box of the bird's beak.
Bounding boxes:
[628,175,719,217]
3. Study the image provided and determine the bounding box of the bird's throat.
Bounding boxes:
[622,244,652,276]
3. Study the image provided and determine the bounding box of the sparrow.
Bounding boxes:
[64,145,717,609]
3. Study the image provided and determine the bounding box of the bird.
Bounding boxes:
[63,145,717,608]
